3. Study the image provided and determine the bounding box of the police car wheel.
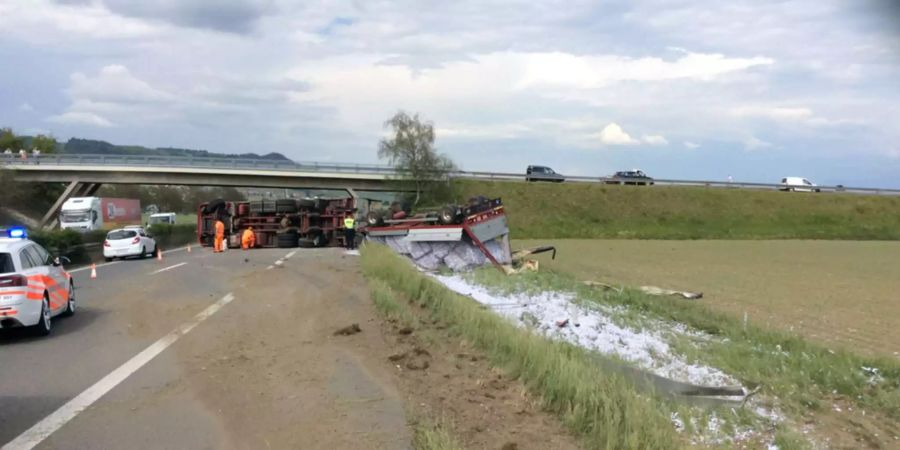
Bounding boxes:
[33,296,51,336]
[105,257,113,262]
[140,246,148,258]
[63,282,76,317]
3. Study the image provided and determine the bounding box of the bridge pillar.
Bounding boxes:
[37,180,81,230]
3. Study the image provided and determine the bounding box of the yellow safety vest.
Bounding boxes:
[344,217,355,229]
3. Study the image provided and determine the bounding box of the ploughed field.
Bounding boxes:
[515,239,900,358]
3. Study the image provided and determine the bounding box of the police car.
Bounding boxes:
[0,227,75,336]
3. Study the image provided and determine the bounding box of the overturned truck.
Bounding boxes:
[364,197,519,272]
[197,198,357,249]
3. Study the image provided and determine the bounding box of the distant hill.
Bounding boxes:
[63,138,291,161]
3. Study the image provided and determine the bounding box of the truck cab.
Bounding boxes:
[59,197,101,231]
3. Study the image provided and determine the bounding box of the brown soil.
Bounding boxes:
[376,299,581,450]
[171,249,579,449]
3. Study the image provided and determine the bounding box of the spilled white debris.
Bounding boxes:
[434,274,739,387]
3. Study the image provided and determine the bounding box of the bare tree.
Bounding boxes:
[378,111,455,205]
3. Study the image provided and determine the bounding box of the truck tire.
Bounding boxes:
[298,199,316,209]
[314,198,328,211]
[262,200,277,214]
[311,233,328,248]
[297,238,316,248]
[276,232,299,248]
[249,200,264,214]
[439,205,462,225]
[307,226,322,235]
[366,211,384,226]
[204,199,226,214]
[276,199,298,213]
[306,212,321,221]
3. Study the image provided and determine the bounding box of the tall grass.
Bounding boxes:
[361,243,681,449]
[453,180,900,240]
[468,268,900,421]
[413,420,465,450]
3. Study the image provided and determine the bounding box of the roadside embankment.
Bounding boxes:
[453,180,900,240]
[362,243,682,449]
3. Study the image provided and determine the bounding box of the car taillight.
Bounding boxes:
[104,240,111,247]
[0,275,27,287]
[132,237,140,244]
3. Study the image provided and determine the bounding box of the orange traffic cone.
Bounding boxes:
[157,248,163,261]
[90,264,97,279]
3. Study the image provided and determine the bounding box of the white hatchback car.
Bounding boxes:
[103,226,157,261]
[779,177,821,192]
[0,229,75,336]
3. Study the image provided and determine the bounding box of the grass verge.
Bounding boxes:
[361,243,681,449]
[453,179,900,239]
[467,268,900,423]
[413,419,465,450]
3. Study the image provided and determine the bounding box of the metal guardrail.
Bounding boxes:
[2,153,899,195]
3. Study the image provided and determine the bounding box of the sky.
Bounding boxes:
[1,0,898,187]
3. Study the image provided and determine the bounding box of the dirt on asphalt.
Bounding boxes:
[167,249,579,449]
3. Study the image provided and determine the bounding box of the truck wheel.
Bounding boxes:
[311,233,328,247]
[297,238,316,248]
[439,205,461,225]
[298,199,316,209]
[276,231,299,248]
[366,211,384,226]
[275,199,298,214]
[307,226,322,235]
[306,212,321,221]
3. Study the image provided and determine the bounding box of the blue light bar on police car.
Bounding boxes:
[7,227,27,238]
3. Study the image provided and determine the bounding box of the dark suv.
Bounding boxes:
[606,170,654,185]
[525,165,565,183]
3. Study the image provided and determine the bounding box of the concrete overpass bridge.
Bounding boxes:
[1,153,405,228]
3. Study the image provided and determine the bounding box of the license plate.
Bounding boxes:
[116,249,130,255]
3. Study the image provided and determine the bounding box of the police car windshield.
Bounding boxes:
[0,253,14,273]
[108,230,137,240]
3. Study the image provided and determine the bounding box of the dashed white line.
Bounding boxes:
[284,251,297,259]
[148,262,187,275]
[1,292,236,450]
[266,265,274,270]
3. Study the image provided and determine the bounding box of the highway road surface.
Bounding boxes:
[1,247,411,450]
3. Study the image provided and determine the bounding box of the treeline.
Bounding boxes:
[64,138,291,161]
[96,185,246,214]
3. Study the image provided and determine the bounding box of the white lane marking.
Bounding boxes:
[67,245,193,274]
[284,251,297,259]
[1,292,236,450]
[266,265,274,270]
[274,260,284,266]
[148,262,187,275]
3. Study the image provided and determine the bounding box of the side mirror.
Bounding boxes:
[53,256,71,266]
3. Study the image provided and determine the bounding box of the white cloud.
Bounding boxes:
[517,51,773,90]
[47,111,113,127]
[731,105,813,121]
[598,123,639,145]
[684,141,700,149]
[744,136,772,150]
[642,135,668,145]
[19,103,34,112]
[68,64,175,104]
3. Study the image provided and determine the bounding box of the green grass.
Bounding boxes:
[467,268,900,423]
[413,419,465,450]
[361,243,681,450]
[453,180,900,239]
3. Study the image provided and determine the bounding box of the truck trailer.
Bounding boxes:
[59,197,142,231]
[197,197,357,249]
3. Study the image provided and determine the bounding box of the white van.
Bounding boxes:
[779,177,820,192]
[147,213,176,229]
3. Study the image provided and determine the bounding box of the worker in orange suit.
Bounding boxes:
[241,226,256,250]
[214,219,225,253]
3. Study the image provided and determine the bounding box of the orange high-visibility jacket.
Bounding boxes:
[215,221,225,237]
[241,229,255,244]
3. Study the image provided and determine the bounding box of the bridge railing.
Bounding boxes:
[0,153,398,175]
[2,153,898,195]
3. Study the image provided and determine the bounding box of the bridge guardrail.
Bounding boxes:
[2,153,898,195]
